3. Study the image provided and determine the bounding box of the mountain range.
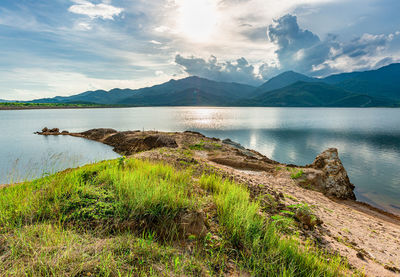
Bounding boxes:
[27,63,400,107]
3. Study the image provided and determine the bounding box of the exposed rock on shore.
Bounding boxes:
[78,129,178,155]
[302,148,356,200]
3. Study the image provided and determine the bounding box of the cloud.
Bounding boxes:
[265,14,399,76]
[175,54,263,85]
[340,33,393,58]
[268,14,320,53]
[149,40,162,45]
[68,0,123,20]
[266,14,330,73]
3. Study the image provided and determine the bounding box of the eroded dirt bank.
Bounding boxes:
[37,128,400,276]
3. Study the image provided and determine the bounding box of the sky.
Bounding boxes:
[0,0,399,100]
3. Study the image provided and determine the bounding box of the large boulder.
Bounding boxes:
[303,148,356,200]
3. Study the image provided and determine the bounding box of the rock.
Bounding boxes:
[295,208,322,230]
[304,148,356,200]
[222,138,245,150]
[37,127,60,135]
[356,251,366,260]
[49,128,59,133]
[184,130,205,137]
[143,135,178,149]
[61,130,69,134]
[384,265,400,273]
[80,128,117,140]
[222,139,265,159]
[179,211,207,238]
[103,133,178,155]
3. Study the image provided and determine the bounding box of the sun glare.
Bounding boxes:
[176,0,218,42]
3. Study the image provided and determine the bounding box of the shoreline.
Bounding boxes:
[37,128,400,275]
[2,105,400,111]
[28,128,400,222]
[0,105,121,110]
[2,128,399,275]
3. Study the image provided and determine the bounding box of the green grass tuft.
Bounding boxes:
[199,174,347,276]
[291,169,304,179]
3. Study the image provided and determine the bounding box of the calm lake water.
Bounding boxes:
[1,107,400,214]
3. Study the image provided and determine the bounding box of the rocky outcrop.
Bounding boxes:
[103,133,178,155]
[80,128,117,140]
[302,148,356,200]
[222,138,278,164]
[36,127,61,135]
[37,128,179,155]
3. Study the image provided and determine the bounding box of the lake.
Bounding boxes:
[1,107,400,214]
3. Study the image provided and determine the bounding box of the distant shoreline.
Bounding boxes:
[0,105,120,110]
[1,105,399,110]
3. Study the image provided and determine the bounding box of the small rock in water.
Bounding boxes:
[49,128,59,133]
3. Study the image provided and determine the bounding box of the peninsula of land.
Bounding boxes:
[0,128,399,276]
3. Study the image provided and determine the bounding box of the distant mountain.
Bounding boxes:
[27,63,400,107]
[31,89,134,105]
[242,81,394,107]
[118,88,231,106]
[32,76,256,106]
[255,71,318,95]
[118,76,256,106]
[322,63,400,100]
[0,99,13,103]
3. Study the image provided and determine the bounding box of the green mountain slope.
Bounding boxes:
[243,81,394,107]
[31,76,256,105]
[322,63,400,100]
[26,63,400,107]
[255,71,318,95]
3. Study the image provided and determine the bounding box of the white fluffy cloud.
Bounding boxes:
[264,14,400,76]
[175,54,263,85]
[68,0,123,20]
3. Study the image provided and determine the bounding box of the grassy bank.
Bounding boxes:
[0,102,115,110]
[0,157,349,276]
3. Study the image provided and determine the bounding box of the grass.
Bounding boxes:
[0,102,113,108]
[291,169,304,179]
[189,140,222,151]
[0,157,350,276]
[189,141,206,150]
[0,159,195,236]
[199,174,346,276]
